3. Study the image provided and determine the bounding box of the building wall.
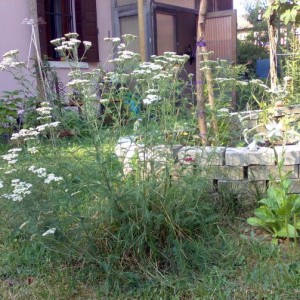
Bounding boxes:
[0,0,34,92]
[0,0,113,94]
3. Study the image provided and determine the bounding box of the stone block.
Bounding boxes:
[242,119,258,129]
[290,179,300,194]
[274,145,300,165]
[178,146,225,166]
[276,105,300,116]
[225,147,276,166]
[248,165,299,181]
[200,166,245,181]
[218,180,267,201]
[138,145,173,163]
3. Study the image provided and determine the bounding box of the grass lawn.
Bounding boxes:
[1,137,300,299]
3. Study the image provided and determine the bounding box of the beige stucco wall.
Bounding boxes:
[0,0,34,92]
[0,0,113,93]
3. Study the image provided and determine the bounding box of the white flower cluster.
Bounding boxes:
[52,33,84,55]
[36,103,53,120]
[28,165,63,184]
[65,32,79,39]
[11,128,40,141]
[2,179,32,202]
[217,108,230,114]
[132,62,163,77]
[104,37,121,43]
[122,34,137,44]
[0,180,3,189]
[44,173,63,184]
[36,121,60,132]
[143,94,161,105]
[108,50,139,64]
[215,78,236,83]
[83,41,92,51]
[11,121,60,142]
[28,166,47,178]
[4,169,17,174]
[3,50,19,58]
[250,79,270,91]
[67,79,90,87]
[36,104,52,115]
[27,147,39,154]
[2,148,22,165]
[0,50,24,71]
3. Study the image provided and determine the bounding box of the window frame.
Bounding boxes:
[37,0,99,63]
[44,0,75,60]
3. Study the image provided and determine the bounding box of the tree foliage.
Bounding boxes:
[265,0,300,25]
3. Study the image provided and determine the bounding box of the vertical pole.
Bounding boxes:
[268,0,278,90]
[138,0,146,61]
[196,0,208,145]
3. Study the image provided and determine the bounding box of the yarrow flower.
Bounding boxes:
[27,147,39,154]
[142,94,161,105]
[64,32,79,39]
[28,166,63,184]
[122,34,137,43]
[3,50,19,58]
[50,38,65,46]
[104,37,121,43]
[28,166,47,178]
[83,41,92,50]
[36,121,61,132]
[44,174,63,184]
[2,179,32,202]
[67,79,90,87]
[4,169,17,174]
[2,152,19,165]
[11,128,40,141]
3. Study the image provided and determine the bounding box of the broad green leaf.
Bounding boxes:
[254,206,276,223]
[247,217,265,227]
[292,197,300,214]
[277,224,298,238]
[295,220,300,230]
[259,197,278,210]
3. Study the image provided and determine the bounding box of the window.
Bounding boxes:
[119,15,140,54]
[37,0,99,62]
[156,13,176,55]
[154,0,196,10]
[44,0,75,59]
[207,0,233,12]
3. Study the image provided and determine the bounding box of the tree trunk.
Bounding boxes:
[196,0,208,144]
[268,0,278,90]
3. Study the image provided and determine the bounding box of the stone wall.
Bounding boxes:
[176,145,300,200]
[228,104,300,141]
[115,137,300,201]
[116,105,300,200]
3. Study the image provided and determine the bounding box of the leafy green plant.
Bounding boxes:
[247,160,300,239]
[0,90,22,134]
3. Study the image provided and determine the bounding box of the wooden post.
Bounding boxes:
[268,0,278,90]
[196,0,208,144]
[138,0,146,61]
